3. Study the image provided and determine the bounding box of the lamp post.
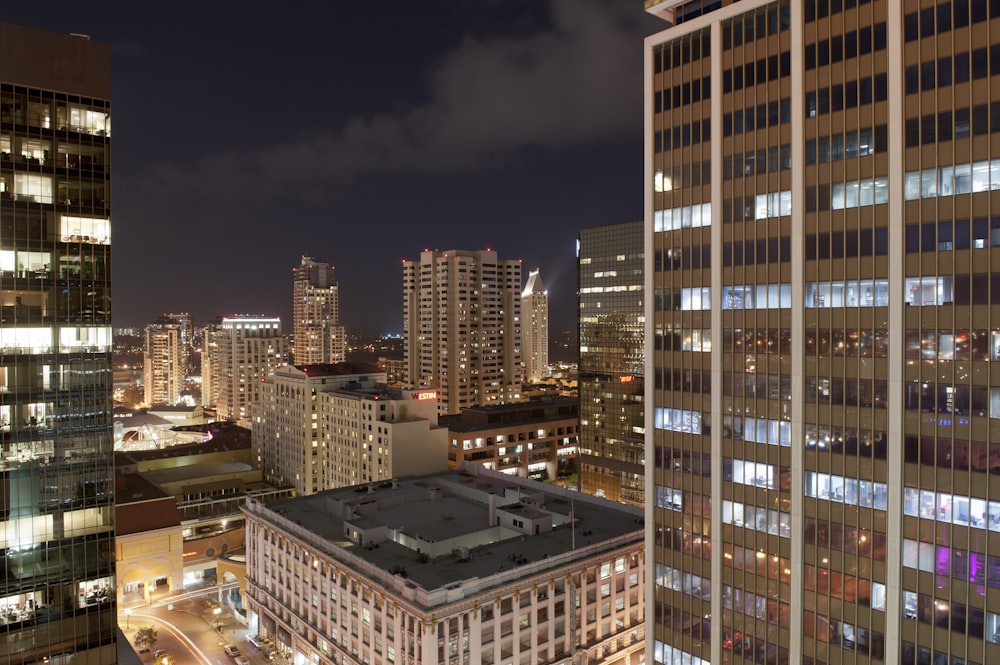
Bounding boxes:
[125,607,132,630]
[213,606,221,631]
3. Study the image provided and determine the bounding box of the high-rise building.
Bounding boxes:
[242,464,645,665]
[143,315,186,406]
[215,316,284,426]
[292,256,346,365]
[521,268,550,382]
[164,311,191,371]
[578,222,645,505]
[201,318,221,408]
[252,362,448,494]
[403,249,522,414]
[645,2,1000,664]
[0,22,117,662]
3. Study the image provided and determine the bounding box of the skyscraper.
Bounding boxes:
[521,268,550,382]
[143,315,185,406]
[646,2,1000,664]
[403,249,522,414]
[578,222,645,505]
[201,318,221,408]
[0,22,116,662]
[215,316,284,426]
[292,256,345,365]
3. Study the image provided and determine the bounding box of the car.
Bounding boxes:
[223,645,241,658]
[234,658,250,665]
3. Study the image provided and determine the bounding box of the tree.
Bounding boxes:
[134,626,158,651]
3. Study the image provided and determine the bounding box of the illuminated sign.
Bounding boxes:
[418,392,438,401]
[619,375,635,383]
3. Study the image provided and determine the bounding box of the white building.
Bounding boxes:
[253,363,448,495]
[143,315,186,406]
[293,256,346,365]
[215,316,284,426]
[521,268,549,383]
[242,464,644,665]
[403,249,522,415]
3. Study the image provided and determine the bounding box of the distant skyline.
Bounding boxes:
[4,1,660,334]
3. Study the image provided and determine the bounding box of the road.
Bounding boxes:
[120,585,273,665]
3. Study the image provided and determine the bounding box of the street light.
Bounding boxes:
[125,607,132,630]
[213,606,221,631]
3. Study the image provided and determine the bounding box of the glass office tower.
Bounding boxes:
[0,23,116,663]
[647,1,1000,663]
[579,221,646,505]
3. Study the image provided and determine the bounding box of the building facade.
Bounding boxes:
[441,396,579,484]
[143,315,186,406]
[0,22,117,663]
[201,318,221,408]
[521,268,550,383]
[242,465,644,665]
[578,222,645,506]
[646,1,1000,664]
[403,249,522,415]
[253,363,448,495]
[215,316,284,426]
[293,256,346,365]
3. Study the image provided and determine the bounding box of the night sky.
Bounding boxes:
[6,1,662,335]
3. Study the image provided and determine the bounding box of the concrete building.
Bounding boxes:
[293,256,346,365]
[644,2,1000,663]
[403,249,522,414]
[242,464,645,665]
[578,222,645,505]
[441,396,579,484]
[377,356,407,386]
[215,316,284,426]
[116,423,293,592]
[201,318,221,408]
[143,314,186,406]
[114,470,184,604]
[0,22,117,663]
[253,363,449,495]
[522,268,550,383]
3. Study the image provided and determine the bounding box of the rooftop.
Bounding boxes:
[244,464,642,609]
[296,362,383,377]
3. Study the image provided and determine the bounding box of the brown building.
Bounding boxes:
[440,396,578,484]
[647,1,1000,664]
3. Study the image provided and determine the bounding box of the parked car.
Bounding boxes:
[223,645,241,658]
[234,658,250,665]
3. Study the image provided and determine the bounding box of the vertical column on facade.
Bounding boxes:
[884,0,904,657]
[529,583,539,657]
[469,605,481,664]
[441,616,449,665]
[392,605,402,665]
[492,595,502,661]
[708,17,724,665]
[421,615,436,665]
[543,579,555,654]
[788,1,805,663]
[642,21,656,665]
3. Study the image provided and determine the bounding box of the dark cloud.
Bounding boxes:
[126,0,649,202]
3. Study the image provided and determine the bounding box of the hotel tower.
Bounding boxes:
[0,22,116,663]
[647,1,1000,664]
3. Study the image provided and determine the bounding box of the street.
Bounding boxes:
[120,585,273,665]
